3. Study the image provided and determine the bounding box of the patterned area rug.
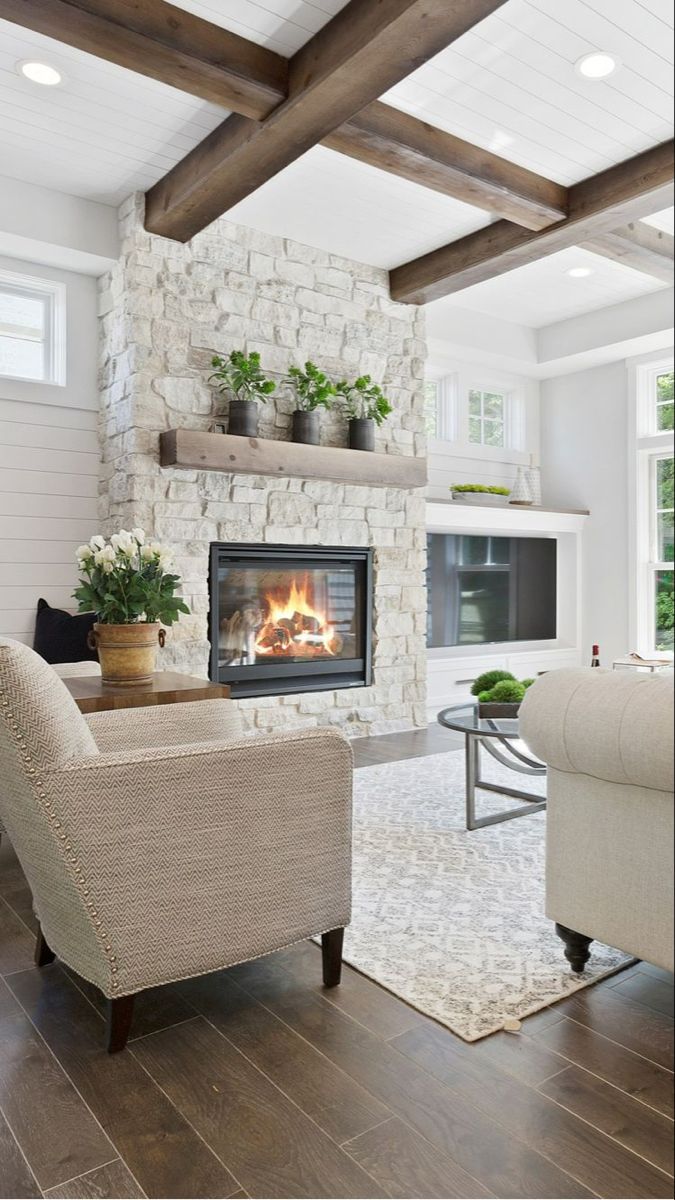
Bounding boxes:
[343,751,632,1041]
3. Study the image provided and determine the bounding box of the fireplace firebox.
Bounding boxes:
[209,544,373,697]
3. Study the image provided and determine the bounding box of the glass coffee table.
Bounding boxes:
[438,702,547,831]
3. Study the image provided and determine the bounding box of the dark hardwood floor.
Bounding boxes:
[0,725,673,1200]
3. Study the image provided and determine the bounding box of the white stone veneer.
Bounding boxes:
[98,194,427,736]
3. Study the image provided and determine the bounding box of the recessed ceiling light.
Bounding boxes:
[567,266,594,278]
[575,52,618,79]
[17,60,63,86]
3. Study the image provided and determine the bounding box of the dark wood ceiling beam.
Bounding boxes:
[390,141,675,304]
[1,0,568,234]
[0,0,288,118]
[583,221,674,283]
[324,102,568,231]
[144,0,510,241]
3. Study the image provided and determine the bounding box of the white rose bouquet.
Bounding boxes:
[74,528,189,626]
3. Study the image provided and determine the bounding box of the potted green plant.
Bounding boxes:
[284,360,336,445]
[471,670,535,717]
[74,529,189,686]
[452,484,511,505]
[336,375,393,452]
[209,350,276,437]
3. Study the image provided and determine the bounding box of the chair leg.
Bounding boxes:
[106,995,135,1053]
[321,928,345,988]
[35,925,55,968]
[556,923,593,973]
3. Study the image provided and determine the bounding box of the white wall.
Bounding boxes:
[0,256,99,646]
[540,360,629,665]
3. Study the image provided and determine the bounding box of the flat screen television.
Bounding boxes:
[427,533,557,648]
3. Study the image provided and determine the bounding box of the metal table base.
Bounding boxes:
[465,732,547,831]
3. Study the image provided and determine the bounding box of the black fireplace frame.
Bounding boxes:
[208,543,373,698]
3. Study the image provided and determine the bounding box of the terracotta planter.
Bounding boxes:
[292,410,320,445]
[87,622,165,686]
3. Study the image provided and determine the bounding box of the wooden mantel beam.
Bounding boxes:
[0,0,288,118]
[144,0,510,241]
[390,141,675,304]
[324,102,568,231]
[583,221,674,283]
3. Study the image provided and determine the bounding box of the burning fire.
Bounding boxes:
[255,577,340,657]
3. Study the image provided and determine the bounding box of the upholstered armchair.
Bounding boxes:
[0,638,353,1051]
[521,667,674,974]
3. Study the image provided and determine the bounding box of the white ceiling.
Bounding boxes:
[0,19,227,205]
[383,0,674,186]
[227,145,492,268]
[428,235,671,329]
[0,0,672,327]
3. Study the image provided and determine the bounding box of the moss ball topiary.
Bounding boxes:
[522,678,536,689]
[477,690,494,703]
[471,669,515,697]
[490,679,527,704]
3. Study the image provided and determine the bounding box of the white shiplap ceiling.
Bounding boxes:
[383,0,674,186]
[0,19,227,205]
[227,145,492,268]
[0,0,672,326]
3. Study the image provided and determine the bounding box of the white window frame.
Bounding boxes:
[468,386,507,448]
[629,353,674,657]
[0,268,66,386]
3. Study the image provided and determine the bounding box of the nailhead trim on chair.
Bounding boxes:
[0,687,120,992]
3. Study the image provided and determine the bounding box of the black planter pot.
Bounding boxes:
[478,702,521,719]
[349,418,375,452]
[292,410,320,445]
[228,399,259,438]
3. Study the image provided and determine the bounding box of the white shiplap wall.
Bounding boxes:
[0,258,99,646]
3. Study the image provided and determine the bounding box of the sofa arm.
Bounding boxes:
[520,668,674,792]
[85,699,243,751]
[45,728,353,996]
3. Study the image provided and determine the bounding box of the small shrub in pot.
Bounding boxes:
[284,361,336,445]
[336,375,393,451]
[209,350,276,437]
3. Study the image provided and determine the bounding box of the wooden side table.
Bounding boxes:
[62,671,230,714]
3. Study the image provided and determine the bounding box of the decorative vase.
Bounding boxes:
[87,622,166,686]
[292,410,320,445]
[228,399,259,438]
[526,456,542,506]
[349,418,375,452]
[509,467,533,506]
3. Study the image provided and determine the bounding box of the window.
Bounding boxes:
[424,380,439,438]
[633,357,675,655]
[654,454,674,651]
[468,389,506,447]
[0,270,65,384]
[657,370,674,432]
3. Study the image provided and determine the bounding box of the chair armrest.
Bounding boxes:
[85,699,243,751]
[520,668,674,792]
[46,728,353,996]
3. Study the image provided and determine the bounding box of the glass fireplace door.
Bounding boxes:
[209,545,373,697]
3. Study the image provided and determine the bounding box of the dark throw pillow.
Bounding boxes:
[33,598,98,665]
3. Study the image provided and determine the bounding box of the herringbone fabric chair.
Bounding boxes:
[0,638,353,1051]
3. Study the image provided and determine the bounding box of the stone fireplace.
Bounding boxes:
[98,193,428,736]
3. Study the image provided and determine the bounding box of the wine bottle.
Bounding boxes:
[590,644,601,668]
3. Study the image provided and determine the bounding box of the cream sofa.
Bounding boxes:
[0,638,353,1051]
[521,667,674,974]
